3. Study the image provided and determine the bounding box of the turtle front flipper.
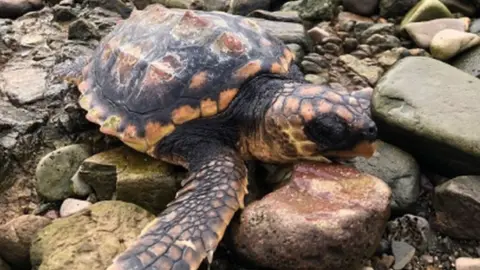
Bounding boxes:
[107,148,248,270]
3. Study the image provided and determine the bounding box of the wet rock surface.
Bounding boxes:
[233,162,391,270]
[0,0,479,269]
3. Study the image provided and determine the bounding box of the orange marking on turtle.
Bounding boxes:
[300,101,315,121]
[298,86,323,97]
[78,81,89,94]
[189,71,208,89]
[283,96,300,114]
[316,99,333,113]
[171,105,201,125]
[235,60,262,80]
[284,48,295,62]
[144,57,179,85]
[216,32,245,55]
[144,122,175,146]
[335,106,354,122]
[271,62,286,74]
[122,125,148,152]
[279,56,289,72]
[200,98,218,117]
[218,88,238,111]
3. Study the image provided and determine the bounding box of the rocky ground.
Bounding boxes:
[1,0,480,269]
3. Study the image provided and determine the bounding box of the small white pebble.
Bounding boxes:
[60,198,92,217]
[456,257,480,270]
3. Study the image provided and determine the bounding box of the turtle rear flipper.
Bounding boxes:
[52,56,91,85]
[107,147,248,270]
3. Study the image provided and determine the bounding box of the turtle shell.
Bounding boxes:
[78,4,295,156]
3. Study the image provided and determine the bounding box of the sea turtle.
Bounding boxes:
[58,4,378,270]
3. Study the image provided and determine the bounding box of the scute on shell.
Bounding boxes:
[77,4,295,157]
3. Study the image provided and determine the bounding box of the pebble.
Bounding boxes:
[456,258,480,270]
[339,54,384,85]
[60,198,92,217]
[430,29,480,60]
[392,241,416,270]
[68,18,100,40]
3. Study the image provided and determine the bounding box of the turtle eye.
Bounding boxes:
[304,114,349,149]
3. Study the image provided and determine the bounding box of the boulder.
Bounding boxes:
[372,56,480,175]
[77,146,181,214]
[0,215,51,268]
[30,201,154,270]
[433,175,480,240]
[232,162,391,270]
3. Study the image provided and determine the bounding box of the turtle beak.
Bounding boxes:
[323,140,378,159]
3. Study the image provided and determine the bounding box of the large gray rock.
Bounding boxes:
[372,56,480,175]
[353,141,420,212]
[451,45,480,78]
[433,176,480,240]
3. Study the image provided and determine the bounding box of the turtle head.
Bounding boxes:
[256,83,377,163]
